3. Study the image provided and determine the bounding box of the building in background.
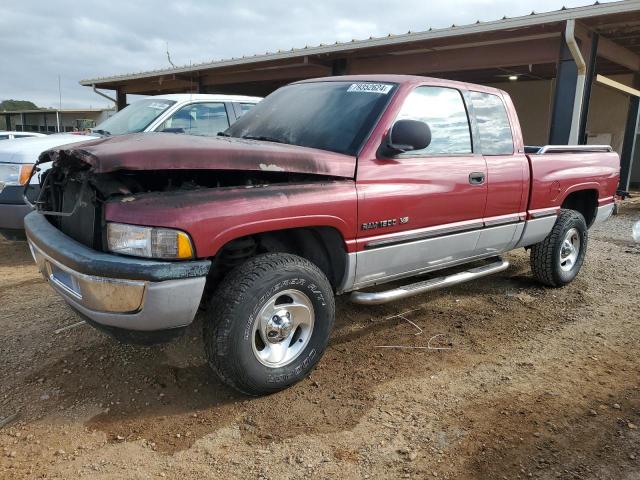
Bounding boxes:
[81,1,640,188]
[0,108,114,134]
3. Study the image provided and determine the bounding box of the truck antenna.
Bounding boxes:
[166,42,176,68]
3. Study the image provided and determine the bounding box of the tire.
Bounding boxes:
[203,253,335,395]
[530,209,588,287]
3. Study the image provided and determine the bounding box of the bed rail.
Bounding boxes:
[525,145,613,154]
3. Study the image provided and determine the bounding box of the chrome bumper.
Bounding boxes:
[30,242,206,331]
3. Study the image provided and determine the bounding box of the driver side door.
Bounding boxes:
[354,85,488,288]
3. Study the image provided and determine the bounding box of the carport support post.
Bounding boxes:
[549,37,579,145]
[116,89,127,111]
[619,74,640,192]
[331,58,349,76]
[578,33,599,144]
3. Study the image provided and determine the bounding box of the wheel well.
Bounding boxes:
[561,189,598,227]
[212,227,347,290]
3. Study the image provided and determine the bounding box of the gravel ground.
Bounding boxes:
[1,197,639,479]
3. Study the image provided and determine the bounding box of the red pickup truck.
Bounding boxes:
[25,75,620,395]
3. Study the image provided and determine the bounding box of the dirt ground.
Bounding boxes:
[1,199,639,480]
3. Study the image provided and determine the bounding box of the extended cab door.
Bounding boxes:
[354,84,488,289]
[467,90,529,254]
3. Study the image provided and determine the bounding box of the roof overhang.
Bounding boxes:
[81,1,640,96]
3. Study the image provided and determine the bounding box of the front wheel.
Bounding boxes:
[203,253,335,395]
[530,209,588,287]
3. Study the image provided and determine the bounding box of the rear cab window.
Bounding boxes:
[469,91,514,155]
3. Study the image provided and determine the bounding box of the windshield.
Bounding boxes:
[94,98,176,135]
[224,81,397,155]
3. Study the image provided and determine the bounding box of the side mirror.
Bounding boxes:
[382,119,431,156]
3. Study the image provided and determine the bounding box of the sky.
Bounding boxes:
[0,0,615,109]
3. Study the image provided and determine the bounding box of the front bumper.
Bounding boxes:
[25,212,211,332]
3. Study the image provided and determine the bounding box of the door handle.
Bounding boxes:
[469,172,485,185]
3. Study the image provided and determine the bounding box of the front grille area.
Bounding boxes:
[47,178,102,249]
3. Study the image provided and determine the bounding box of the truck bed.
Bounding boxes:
[524,145,620,213]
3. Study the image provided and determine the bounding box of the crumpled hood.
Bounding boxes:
[41,132,356,178]
[0,133,98,164]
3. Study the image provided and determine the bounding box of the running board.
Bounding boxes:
[349,258,510,305]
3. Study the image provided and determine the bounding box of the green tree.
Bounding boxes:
[0,100,40,111]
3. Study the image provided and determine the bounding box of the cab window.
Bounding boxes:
[238,103,256,117]
[396,86,472,155]
[469,91,514,155]
[159,102,229,136]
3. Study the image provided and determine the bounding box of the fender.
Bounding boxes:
[104,180,359,258]
[210,215,355,256]
[558,182,601,205]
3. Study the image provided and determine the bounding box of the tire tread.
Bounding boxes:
[203,253,334,395]
[530,209,587,287]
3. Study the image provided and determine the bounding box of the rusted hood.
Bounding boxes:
[40,132,356,178]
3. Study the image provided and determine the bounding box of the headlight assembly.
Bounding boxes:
[0,163,34,192]
[106,223,194,259]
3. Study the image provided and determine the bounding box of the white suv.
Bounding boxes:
[0,131,47,140]
[0,93,261,239]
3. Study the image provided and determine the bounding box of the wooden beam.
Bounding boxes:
[199,64,330,87]
[597,35,640,71]
[349,37,561,75]
[122,78,195,95]
[596,74,640,97]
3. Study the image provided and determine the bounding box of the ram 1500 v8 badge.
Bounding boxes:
[24,75,620,395]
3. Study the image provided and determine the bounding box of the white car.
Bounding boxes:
[0,93,261,239]
[0,131,47,140]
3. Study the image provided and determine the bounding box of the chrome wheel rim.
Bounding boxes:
[559,228,581,272]
[251,289,315,368]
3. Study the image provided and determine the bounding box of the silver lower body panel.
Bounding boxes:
[593,203,615,226]
[513,215,557,248]
[351,223,519,290]
[341,213,558,294]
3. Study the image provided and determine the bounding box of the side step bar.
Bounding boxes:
[350,257,509,305]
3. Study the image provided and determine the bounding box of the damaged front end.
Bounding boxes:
[23,148,216,344]
[23,133,356,343]
[28,144,336,253]
[26,152,103,249]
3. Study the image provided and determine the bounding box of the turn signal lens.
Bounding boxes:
[19,164,35,185]
[0,163,34,186]
[176,231,194,259]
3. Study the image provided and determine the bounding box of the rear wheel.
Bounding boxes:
[203,253,334,395]
[530,209,588,287]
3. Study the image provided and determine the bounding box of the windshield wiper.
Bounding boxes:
[241,135,285,144]
[91,129,111,136]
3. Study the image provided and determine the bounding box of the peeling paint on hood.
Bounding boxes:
[40,132,357,178]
